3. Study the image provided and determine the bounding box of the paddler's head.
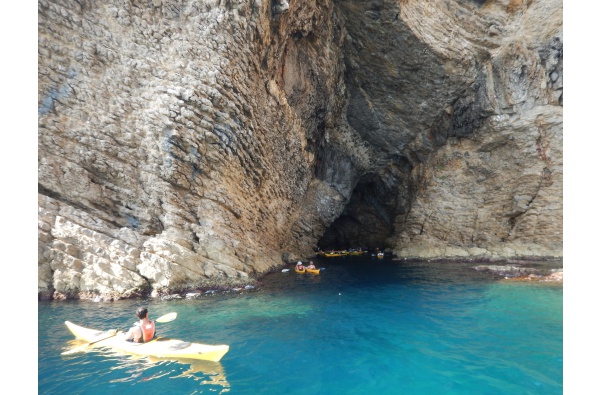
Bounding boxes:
[136,307,148,319]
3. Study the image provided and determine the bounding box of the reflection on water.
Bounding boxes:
[162,357,229,387]
[70,347,230,389]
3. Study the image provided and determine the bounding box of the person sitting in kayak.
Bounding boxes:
[306,261,316,270]
[122,307,156,343]
[296,261,305,270]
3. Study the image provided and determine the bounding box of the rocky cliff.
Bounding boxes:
[38,0,562,300]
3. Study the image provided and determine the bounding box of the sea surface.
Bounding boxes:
[38,256,563,394]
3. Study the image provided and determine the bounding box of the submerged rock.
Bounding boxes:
[473,264,562,283]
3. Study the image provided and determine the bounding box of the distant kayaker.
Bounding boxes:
[121,307,156,343]
[296,261,305,270]
[306,261,316,270]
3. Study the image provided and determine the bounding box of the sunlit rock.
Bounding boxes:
[38,0,562,299]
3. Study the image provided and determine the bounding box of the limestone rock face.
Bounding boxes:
[385,0,563,259]
[38,0,562,299]
[322,0,562,260]
[38,0,357,299]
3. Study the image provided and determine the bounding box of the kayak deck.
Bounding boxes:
[64,321,229,362]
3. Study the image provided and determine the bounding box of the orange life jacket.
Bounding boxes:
[140,320,155,343]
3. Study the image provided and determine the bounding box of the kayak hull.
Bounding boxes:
[295,268,305,273]
[306,268,320,274]
[64,321,229,362]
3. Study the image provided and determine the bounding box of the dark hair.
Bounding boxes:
[136,307,148,319]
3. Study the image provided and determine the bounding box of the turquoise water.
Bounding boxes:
[39,258,563,394]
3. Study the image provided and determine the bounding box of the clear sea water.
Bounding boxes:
[38,257,563,394]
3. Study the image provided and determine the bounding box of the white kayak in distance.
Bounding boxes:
[63,321,230,362]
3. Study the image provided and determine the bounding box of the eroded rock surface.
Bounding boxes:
[38,0,562,300]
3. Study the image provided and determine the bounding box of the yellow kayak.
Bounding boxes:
[323,251,348,257]
[306,268,320,274]
[64,321,229,362]
[295,267,306,273]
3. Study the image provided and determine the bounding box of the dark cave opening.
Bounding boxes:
[317,162,414,251]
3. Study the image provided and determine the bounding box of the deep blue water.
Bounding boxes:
[39,257,563,394]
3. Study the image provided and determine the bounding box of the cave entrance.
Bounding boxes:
[317,161,413,251]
